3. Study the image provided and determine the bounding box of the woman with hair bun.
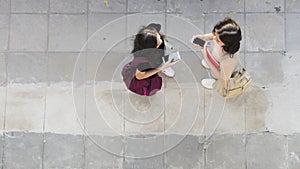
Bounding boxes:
[192,17,242,89]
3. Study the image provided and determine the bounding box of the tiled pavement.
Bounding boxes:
[0,132,299,169]
[1,0,300,168]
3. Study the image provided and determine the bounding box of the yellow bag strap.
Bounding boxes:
[220,63,230,91]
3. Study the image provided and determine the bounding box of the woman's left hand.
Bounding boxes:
[190,35,203,48]
[160,58,180,70]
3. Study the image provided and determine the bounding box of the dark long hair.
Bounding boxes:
[131,27,164,68]
[213,17,242,55]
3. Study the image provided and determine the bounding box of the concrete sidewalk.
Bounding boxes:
[1,0,300,168]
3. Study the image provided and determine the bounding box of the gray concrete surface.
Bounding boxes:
[0,132,299,169]
[0,0,300,168]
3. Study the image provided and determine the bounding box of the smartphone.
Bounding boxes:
[163,51,181,62]
[193,38,206,47]
[170,51,181,62]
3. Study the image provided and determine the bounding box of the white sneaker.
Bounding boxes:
[162,67,175,77]
[201,59,210,69]
[201,78,216,89]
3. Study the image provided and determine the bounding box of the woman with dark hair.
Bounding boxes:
[133,23,176,77]
[122,26,178,96]
[192,17,242,89]
[133,26,177,80]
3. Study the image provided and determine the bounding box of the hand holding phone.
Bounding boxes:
[193,37,206,47]
[163,51,181,63]
[169,51,181,62]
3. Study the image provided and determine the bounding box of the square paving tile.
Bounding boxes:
[89,0,126,13]
[11,0,48,13]
[245,52,284,87]
[10,14,48,51]
[5,85,46,132]
[167,0,243,14]
[245,14,284,52]
[215,97,245,133]
[0,0,10,14]
[128,0,166,13]
[85,135,124,169]
[45,85,85,134]
[125,134,164,162]
[4,132,43,169]
[246,0,284,12]
[166,0,205,16]
[165,135,204,169]
[87,13,127,52]
[246,133,287,169]
[44,133,84,169]
[7,53,47,83]
[47,52,78,83]
[286,0,300,12]
[202,0,244,13]
[206,134,245,169]
[124,135,164,169]
[124,155,164,169]
[49,14,87,51]
[50,0,87,14]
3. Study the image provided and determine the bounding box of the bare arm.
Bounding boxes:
[193,33,214,41]
[191,33,214,48]
[135,59,179,80]
[135,68,162,80]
